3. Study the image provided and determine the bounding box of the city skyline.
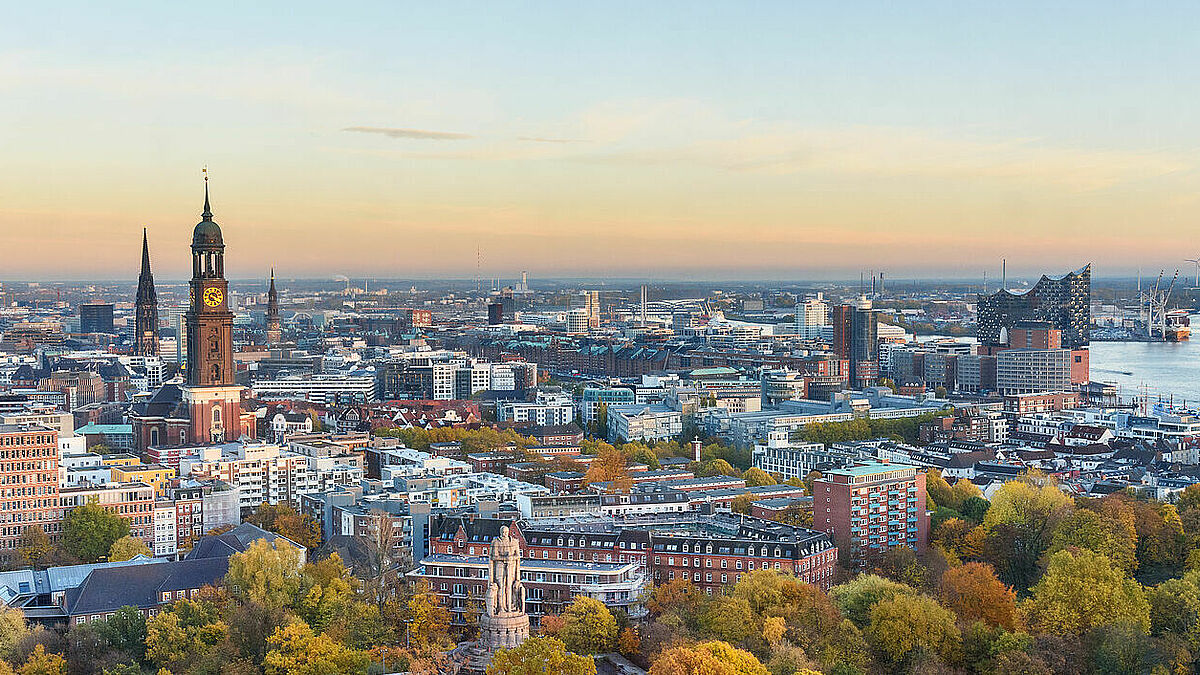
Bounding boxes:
[3,2,1199,279]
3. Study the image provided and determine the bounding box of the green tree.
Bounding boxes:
[698,597,755,643]
[61,502,130,563]
[1084,620,1155,675]
[94,606,147,663]
[1147,573,1200,638]
[488,636,596,675]
[225,539,303,610]
[866,594,962,668]
[1022,549,1150,635]
[559,596,617,655]
[829,574,916,627]
[107,536,152,562]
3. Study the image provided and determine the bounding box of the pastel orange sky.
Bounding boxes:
[2,2,1198,280]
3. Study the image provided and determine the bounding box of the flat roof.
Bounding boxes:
[827,461,921,477]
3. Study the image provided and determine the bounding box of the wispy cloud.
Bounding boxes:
[517,136,585,144]
[343,126,472,140]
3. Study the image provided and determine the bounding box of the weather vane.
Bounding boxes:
[202,164,208,182]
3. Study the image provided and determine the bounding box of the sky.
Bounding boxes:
[1,1,1199,281]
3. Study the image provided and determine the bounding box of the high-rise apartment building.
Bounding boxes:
[832,297,878,388]
[794,294,829,340]
[812,461,928,567]
[0,425,61,562]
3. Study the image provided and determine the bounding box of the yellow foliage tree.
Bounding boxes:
[488,636,596,675]
[1022,549,1150,635]
[406,581,452,652]
[108,535,152,562]
[559,596,618,655]
[650,641,769,675]
[18,645,65,675]
[225,539,303,609]
[262,621,371,675]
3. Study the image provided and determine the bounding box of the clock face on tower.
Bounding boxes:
[203,287,224,307]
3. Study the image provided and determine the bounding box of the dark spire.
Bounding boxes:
[201,174,213,221]
[268,267,279,312]
[135,228,159,356]
[140,228,152,276]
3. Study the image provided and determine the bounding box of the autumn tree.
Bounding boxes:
[981,479,1073,591]
[617,627,639,656]
[938,562,1017,629]
[262,621,371,675]
[358,510,410,611]
[145,597,229,671]
[649,641,769,675]
[61,502,130,563]
[225,539,304,609]
[698,597,754,643]
[867,594,962,668]
[646,579,706,629]
[0,606,30,661]
[17,527,51,567]
[583,448,630,491]
[107,536,152,562]
[487,636,596,675]
[1047,508,1137,572]
[244,503,321,549]
[741,468,776,487]
[18,644,65,675]
[295,553,354,632]
[405,581,452,652]
[697,459,739,478]
[730,494,753,514]
[1022,549,1150,635]
[559,596,617,655]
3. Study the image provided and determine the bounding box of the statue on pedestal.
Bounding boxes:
[487,525,523,616]
[471,524,530,658]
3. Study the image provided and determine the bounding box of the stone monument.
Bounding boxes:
[478,525,531,650]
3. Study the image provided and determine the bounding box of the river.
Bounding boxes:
[1089,339,1200,405]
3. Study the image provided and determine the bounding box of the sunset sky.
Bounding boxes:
[2,1,1198,281]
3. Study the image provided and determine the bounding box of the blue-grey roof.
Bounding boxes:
[63,557,229,617]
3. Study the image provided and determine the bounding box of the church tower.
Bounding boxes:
[134,228,159,356]
[266,268,281,346]
[182,176,244,444]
